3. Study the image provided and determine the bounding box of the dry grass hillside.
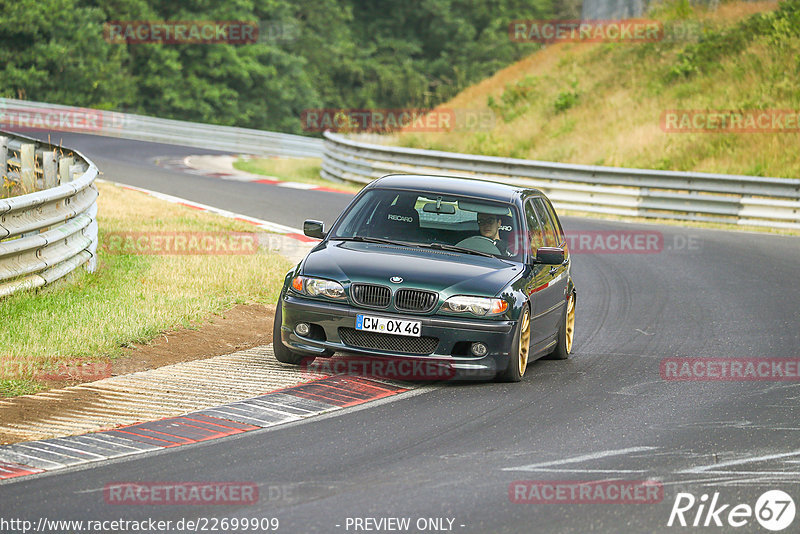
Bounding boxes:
[397,0,798,179]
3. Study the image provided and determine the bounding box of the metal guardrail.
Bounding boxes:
[0,98,323,158]
[0,131,98,298]
[3,99,797,229]
[321,132,800,229]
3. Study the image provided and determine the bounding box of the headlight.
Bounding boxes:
[441,296,508,316]
[291,276,346,300]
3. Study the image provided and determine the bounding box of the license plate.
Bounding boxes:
[356,314,421,337]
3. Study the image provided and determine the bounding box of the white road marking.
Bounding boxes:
[32,441,106,460]
[662,474,800,487]
[514,468,648,474]
[678,449,800,474]
[694,470,800,476]
[278,182,316,190]
[502,446,656,472]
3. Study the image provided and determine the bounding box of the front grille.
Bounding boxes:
[395,289,438,313]
[338,328,439,355]
[351,283,391,308]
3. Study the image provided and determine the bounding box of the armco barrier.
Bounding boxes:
[3,99,797,229]
[0,98,323,158]
[0,131,98,297]
[321,132,800,229]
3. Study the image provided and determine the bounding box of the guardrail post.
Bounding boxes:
[59,156,74,183]
[20,143,36,192]
[0,136,7,178]
[69,163,83,182]
[42,151,58,189]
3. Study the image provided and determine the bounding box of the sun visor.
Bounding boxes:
[457,200,511,215]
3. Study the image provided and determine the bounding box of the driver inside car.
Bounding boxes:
[476,213,510,256]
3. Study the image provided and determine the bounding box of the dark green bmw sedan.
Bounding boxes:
[273,174,576,381]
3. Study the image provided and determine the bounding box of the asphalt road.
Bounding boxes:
[2,133,800,533]
[19,131,348,230]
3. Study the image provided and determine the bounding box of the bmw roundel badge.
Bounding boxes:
[390,276,403,283]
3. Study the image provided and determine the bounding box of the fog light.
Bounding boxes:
[470,342,488,357]
[295,323,310,336]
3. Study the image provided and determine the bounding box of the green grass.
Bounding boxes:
[233,156,363,193]
[0,379,43,397]
[0,181,293,396]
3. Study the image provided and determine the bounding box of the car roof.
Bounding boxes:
[368,174,540,203]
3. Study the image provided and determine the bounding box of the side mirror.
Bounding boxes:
[535,247,565,265]
[303,220,326,239]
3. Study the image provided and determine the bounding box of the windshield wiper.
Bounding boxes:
[423,242,496,258]
[332,236,415,247]
[335,237,501,260]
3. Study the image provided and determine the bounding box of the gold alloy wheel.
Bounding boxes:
[518,308,531,375]
[565,294,575,353]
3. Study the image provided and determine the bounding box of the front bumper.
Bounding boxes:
[280,294,517,379]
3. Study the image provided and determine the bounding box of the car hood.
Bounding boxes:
[301,241,521,297]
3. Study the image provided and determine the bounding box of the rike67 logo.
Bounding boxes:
[668,490,795,531]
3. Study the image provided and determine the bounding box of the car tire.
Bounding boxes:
[548,291,575,360]
[496,305,531,382]
[272,296,313,365]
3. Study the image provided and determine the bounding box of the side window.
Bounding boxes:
[532,198,558,247]
[524,200,545,256]
[542,198,565,245]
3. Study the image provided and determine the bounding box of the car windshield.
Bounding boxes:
[330,188,524,261]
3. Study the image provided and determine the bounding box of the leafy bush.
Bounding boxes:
[553,82,579,113]
[489,76,540,122]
